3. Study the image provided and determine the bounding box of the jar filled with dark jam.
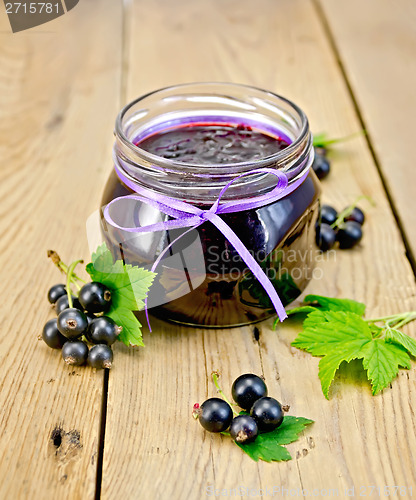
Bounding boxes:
[101,83,320,327]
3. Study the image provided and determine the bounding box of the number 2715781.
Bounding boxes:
[359,485,412,496]
[5,3,60,14]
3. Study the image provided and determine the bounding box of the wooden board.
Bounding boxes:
[1,0,416,497]
[0,1,122,497]
[317,0,416,266]
[100,0,416,498]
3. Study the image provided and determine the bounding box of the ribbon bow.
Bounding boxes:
[104,164,309,330]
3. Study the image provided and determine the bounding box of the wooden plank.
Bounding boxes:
[0,2,122,498]
[101,0,416,497]
[317,0,416,265]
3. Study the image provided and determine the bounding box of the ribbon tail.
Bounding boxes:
[206,213,288,322]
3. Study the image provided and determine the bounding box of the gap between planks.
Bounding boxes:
[93,2,130,497]
[95,369,110,500]
[312,0,416,276]
[95,0,416,498]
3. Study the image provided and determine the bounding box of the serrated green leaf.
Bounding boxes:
[293,310,371,398]
[292,309,413,397]
[318,349,362,399]
[91,242,109,261]
[271,416,314,445]
[360,339,411,395]
[236,416,314,462]
[107,307,144,347]
[237,438,291,462]
[292,310,371,357]
[284,296,366,328]
[274,304,317,329]
[87,262,155,311]
[303,295,366,316]
[89,243,115,273]
[86,243,156,346]
[385,328,416,357]
[287,305,318,316]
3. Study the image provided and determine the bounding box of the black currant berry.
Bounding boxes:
[57,308,88,340]
[231,374,267,411]
[318,223,337,251]
[344,206,365,225]
[320,205,338,226]
[62,341,88,366]
[86,316,121,345]
[198,398,233,432]
[42,318,66,349]
[87,344,114,369]
[250,397,284,432]
[337,221,363,249]
[78,282,112,313]
[229,415,258,444]
[312,153,331,180]
[55,295,82,314]
[47,284,66,304]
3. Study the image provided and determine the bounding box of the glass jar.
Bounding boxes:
[100,83,320,328]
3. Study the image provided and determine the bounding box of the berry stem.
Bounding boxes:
[366,311,416,329]
[48,250,87,285]
[392,312,416,330]
[313,130,365,149]
[212,371,239,416]
[331,195,375,229]
[66,259,84,309]
[60,262,86,285]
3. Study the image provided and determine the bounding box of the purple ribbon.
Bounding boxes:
[104,164,309,331]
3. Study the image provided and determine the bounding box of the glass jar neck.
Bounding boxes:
[113,83,313,203]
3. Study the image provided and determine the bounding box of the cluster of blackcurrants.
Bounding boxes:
[42,282,120,369]
[316,204,365,252]
[312,147,331,180]
[194,374,284,444]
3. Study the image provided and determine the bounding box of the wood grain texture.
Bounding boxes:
[0,1,122,498]
[100,0,416,499]
[1,0,416,498]
[317,0,416,265]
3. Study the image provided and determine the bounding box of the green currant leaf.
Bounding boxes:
[302,295,366,316]
[293,311,371,356]
[236,416,314,462]
[318,348,362,399]
[106,307,144,347]
[281,296,366,330]
[86,243,156,346]
[292,310,412,398]
[360,339,411,395]
[238,439,291,462]
[286,305,318,316]
[385,327,416,357]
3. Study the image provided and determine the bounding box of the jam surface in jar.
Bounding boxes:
[136,122,290,164]
[101,121,320,327]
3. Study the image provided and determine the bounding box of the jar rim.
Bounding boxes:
[114,82,311,176]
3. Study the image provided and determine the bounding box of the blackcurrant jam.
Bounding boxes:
[137,123,290,164]
[100,83,320,327]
